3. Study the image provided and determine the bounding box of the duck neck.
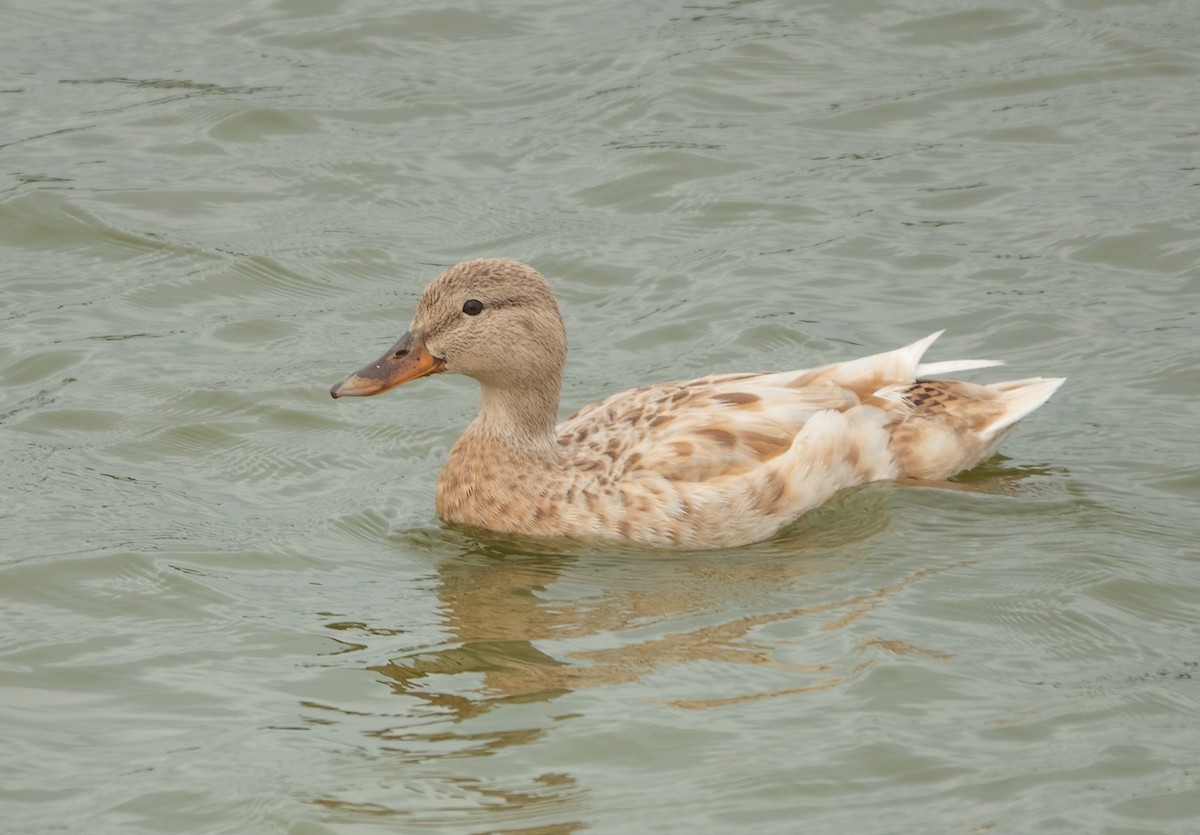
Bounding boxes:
[467,375,563,462]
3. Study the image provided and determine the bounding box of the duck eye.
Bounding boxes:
[462,299,484,316]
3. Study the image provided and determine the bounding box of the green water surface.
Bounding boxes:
[2,0,1198,832]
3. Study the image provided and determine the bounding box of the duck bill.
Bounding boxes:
[330,331,445,398]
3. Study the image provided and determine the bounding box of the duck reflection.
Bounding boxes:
[309,482,1022,823]
[367,486,962,714]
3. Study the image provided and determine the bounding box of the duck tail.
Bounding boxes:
[916,357,1006,377]
[827,330,947,387]
[832,331,1003,386]
[980,376,1067,437]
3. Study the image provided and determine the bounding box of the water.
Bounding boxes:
[2,0,1198,832]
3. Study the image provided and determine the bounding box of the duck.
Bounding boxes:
[330,258,1064,549]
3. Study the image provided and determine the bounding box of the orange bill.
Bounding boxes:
[330,331,445,398]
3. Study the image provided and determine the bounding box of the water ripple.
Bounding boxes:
[3,0,1199,832]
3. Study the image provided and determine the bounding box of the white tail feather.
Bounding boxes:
[981,376,1067,437]
[829,330,944,385]
[916,358,1004,377]
[892,332,1008,380]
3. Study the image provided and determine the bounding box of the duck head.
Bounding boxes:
[330,258,568,399]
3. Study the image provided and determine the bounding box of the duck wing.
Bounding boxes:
[557,332,1003,483]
